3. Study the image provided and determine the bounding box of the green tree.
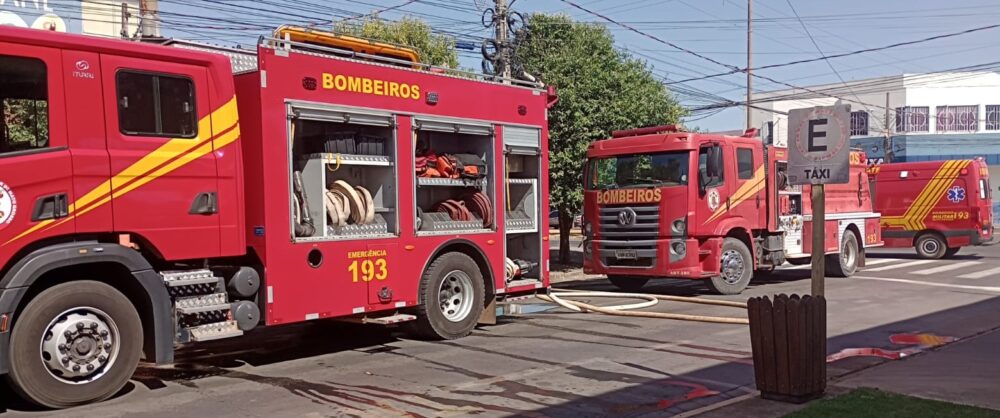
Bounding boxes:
[515,14,686,264]
[333,15,459,69]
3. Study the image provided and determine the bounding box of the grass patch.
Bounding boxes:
[787,388,1000,418]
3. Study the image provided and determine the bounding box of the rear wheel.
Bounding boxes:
[826,232,859,277]
[408,252,485,340]
[944,247,961,258]
[707,238,753,295]
[916,233,947,259]
[7,281,142,409]
[607,276,649,292]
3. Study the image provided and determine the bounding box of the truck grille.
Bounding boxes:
[597,204,660,268]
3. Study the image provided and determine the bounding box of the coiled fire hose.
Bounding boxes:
[536,289,749,325]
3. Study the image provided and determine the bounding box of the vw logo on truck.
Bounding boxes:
[617,208,637,226]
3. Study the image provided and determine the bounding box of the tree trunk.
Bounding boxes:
[559,210,572,265]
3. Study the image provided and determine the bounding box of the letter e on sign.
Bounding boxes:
[787,104,851,185]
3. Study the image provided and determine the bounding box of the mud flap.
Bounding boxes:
[478,298,497,325]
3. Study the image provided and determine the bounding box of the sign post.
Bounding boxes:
[787,104,851,296]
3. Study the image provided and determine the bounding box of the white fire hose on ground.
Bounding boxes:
[536,288,749,325]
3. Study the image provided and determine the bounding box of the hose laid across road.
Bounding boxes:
[536,288,749,325]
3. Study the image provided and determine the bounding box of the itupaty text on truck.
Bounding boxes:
[581,125,882,295]
[869,158,993,259]
[0,25,555,407]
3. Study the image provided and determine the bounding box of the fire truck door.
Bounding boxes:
[100,55,221,260]
[366,243,399,305]
[696,144,730,229]
[0,44,74,253]
[732,145,767,227]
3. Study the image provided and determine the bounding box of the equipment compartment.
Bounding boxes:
[503,137,543,286]
[413,121,495,235]
[288,105,398,241]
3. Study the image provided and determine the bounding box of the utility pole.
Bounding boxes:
[120,3,131,39]
[746,0,752,130]
[495,0,512,83]
[883,92,893,163]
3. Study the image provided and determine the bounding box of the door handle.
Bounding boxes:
[189,192,218,215]
[32,193,69,221]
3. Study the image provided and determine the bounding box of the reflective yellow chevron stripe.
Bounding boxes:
[3,96,240,246]
[881,160,969,231]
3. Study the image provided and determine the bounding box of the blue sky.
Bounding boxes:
[155,0,1000,131]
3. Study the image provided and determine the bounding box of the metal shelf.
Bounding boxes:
[506,178,537,185]
[310,153,393,167]
[505,215,537,234]
[417,177,487,187]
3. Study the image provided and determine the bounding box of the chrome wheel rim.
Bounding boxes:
[843,239,856,268]
[721,249,746,285]
[40,307,120,385]
[921,238,940,255]
[439,270,474,322]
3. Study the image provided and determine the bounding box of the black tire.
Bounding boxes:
[707,238,753,295]
[7,281,142,409]
[786,258,810,266]
[607,276,649,292]
[826,232,860,277]
[409,252,485,340]
[945,247,961,258]
[916,233,947,259]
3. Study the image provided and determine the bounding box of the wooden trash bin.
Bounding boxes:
[748,294,827,403]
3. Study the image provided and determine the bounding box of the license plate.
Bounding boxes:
[615,249,638,260]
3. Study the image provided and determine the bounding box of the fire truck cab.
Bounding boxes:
[0,26,552,408]
[582,125,882,295]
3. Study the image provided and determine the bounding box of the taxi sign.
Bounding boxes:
[787,104,851,185]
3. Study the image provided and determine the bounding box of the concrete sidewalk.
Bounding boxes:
[834,327,1000,411]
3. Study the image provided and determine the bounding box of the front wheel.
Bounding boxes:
[408,252,485,340]
[707,238,753,295]
[607,276,649,292]
[826,232,859,277]
[7,281,142,409]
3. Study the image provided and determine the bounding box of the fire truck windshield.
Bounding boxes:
[586,151,690,190]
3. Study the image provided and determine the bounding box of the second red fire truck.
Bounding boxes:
[582,125,882,295]
[0,26,553,407]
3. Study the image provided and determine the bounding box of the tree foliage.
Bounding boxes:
[514,14,686,262]
[333,16,459,69]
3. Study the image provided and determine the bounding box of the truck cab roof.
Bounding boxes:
[586,124,761,158]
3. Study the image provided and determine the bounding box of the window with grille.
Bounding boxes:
[850,111,869,136]
[986,105,1000,131]
[936,105,978,133]
[895,106,929,133]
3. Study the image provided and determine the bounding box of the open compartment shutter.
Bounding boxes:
[504,126,541,155]
[414,119,493,136]
[291,105,393,127]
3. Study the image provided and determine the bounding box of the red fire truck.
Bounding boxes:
[0,26,553,407]
[870,159,993,258]
[582,125,882,295]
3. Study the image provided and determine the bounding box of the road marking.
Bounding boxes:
[854,276,1000,293]
[863,259,936,272]
[913,261,982,276]
[959,266,1000,280]
[863,258,898,265]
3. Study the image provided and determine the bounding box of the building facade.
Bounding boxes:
[750,72,1000,181]
[0,0,158,38]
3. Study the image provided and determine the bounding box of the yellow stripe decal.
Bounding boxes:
[882,160,968,231]
[705,165,766,224]
[3,96,240,246]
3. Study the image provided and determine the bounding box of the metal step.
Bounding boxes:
[175,293,229,313]
[162,269,219,288]
[187,320,243,342]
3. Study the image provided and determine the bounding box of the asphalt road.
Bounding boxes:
[4,242,1000,418]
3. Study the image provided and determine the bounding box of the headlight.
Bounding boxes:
[671,217,686,235]
[671,241,686,256]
